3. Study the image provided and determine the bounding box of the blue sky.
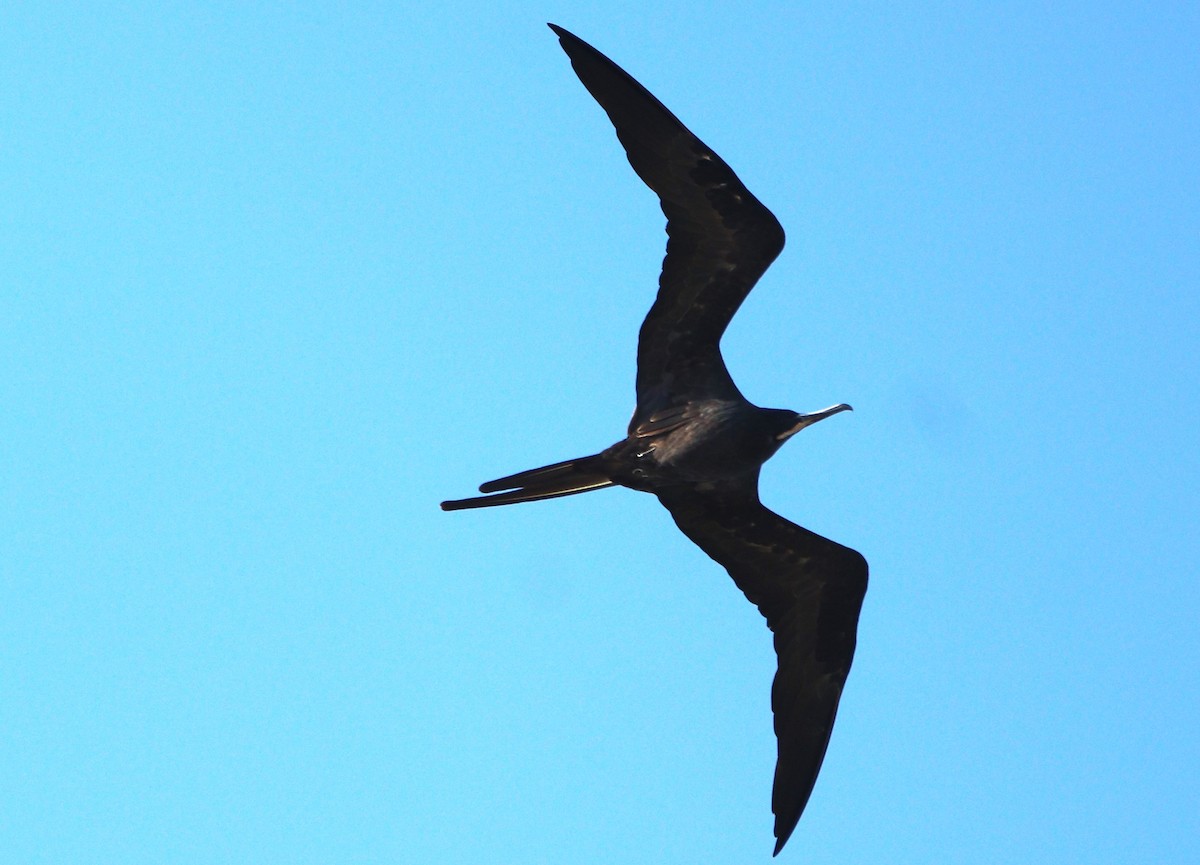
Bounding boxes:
[3,2,1197,863]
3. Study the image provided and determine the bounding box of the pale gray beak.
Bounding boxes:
[777,403,853,439]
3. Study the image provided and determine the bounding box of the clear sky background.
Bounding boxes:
[3,2,1197,863]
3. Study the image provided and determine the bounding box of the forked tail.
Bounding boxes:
[440,454,614,511]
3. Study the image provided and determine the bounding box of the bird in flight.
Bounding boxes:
[442,23,868,856]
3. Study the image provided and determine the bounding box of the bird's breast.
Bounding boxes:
[612,402,778,488]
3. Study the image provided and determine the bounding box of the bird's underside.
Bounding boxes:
[441,24,867,856]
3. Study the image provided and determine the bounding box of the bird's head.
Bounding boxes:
[776,403,853,441]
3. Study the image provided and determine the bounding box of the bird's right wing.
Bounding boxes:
[655,484,868,856]
[549,24,786,417]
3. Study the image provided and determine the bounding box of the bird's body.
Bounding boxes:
[613,401,840,490]
[442,24,867,856]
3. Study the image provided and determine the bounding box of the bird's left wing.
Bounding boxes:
[655,483,867,856]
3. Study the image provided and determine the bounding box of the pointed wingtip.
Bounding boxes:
[547,23,579,45]
[773,814,797,856]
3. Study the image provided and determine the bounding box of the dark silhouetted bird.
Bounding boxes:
[442,23,867,856]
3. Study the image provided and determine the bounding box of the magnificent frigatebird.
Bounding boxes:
[442,24,867,856]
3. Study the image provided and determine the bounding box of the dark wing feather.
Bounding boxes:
[656,482,868,856]
[549,24,786,415]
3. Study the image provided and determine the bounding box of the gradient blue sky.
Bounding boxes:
[3,2,1197,863]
